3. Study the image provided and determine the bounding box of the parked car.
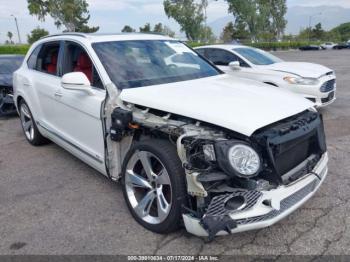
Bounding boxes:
[320,42,337,50]
[299,45,321,51]
[0,55,24,116]
[14,33,328,240]
[333,43,350,49]
[195,45,336,107]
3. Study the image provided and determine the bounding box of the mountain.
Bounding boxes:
[209,16,234,37]
[208,5,350,36]
[286,6,350,34]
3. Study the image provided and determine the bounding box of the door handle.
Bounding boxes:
[54,92,63,98]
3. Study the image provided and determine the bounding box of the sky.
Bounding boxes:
[0,0,350,43]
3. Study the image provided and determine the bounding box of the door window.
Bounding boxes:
[27,45,42,70]
[205,48,250,67]
[62,41,103,89]
[34,42,61,75]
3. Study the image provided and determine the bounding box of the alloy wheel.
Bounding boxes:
[125,151,172,224]
[20,103,34,141]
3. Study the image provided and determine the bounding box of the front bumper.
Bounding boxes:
[183,152,328,237]
[285,76,337,108]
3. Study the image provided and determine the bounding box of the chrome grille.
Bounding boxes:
[320,79,335,93]
[236,179,319,225]
[205,190,262,217]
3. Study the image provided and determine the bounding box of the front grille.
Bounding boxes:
[236,178,319,225]
[321,91,335,104]
[320,79,335,93]
[306,98,316,103]
[253,111,327,185]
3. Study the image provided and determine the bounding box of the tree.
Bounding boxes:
[220,22,235,43]
[220,20,250,42]
[312,23,325,40]
[27,0,99,32]
[225,0,287,41]
[139,23,151,33]
[162,25,176,37]
[331,22,350,41]
[121,25,136,33]
[7,31,13,44]
[27,27,49,44]
[163,0,206,41]
[267,0,287,39]
[153,23,175,37]
[153,23,164,33]
[225,0,259,40]
[199,26,216,43]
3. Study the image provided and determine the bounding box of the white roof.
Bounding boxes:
[40,33,175,43]
[195,44,251,51]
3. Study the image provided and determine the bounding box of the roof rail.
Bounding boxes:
[40,32,88,39]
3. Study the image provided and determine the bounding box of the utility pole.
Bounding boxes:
[11,14,21,44]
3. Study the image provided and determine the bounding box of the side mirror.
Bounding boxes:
[229,61,241,70]
[61,72,92,95]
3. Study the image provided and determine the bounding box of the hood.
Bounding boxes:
[0,74,13,87]
[120,75,313,137]
[261,62,332,78]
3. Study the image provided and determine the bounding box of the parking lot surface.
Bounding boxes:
[0,50,350,257]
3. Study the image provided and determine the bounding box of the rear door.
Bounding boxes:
[27,41,63,130]
[49,40,106,172]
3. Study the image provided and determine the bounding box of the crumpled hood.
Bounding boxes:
[262,62,332,78]
[120,75,313,136]
[0,74,12,87]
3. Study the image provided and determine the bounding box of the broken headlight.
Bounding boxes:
[215,141,261,178]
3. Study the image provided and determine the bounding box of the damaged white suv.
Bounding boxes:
[13,33,328,240]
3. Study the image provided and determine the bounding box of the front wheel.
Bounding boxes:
[121,139,187,234]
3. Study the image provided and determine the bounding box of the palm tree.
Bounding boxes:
[7,31,14,44]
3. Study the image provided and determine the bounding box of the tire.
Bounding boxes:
[121,139,187,234]
[19,100,49,146]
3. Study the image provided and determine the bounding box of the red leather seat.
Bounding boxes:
[47,54,57,74]
[74,53,92,82]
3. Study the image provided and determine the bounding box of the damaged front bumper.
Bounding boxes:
[183,152,328,237]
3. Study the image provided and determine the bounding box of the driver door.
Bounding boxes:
[50,40,106,173]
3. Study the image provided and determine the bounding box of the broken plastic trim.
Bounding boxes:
[200,215,237,242]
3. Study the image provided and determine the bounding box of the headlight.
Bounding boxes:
[228,144,261,177]
[284,76,319,85]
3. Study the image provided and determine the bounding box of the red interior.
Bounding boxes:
[74,53,93,82]
[47,53,57,74]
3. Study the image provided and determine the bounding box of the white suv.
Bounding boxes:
[13,33,328,240]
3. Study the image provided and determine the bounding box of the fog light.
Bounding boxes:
[225,196,246,211]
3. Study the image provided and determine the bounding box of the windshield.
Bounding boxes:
[234,48,282,65]
[92,40,220,89]
[0,57,23,74]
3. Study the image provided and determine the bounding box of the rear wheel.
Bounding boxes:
[122,139,187,234]
[19,100,49,146]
